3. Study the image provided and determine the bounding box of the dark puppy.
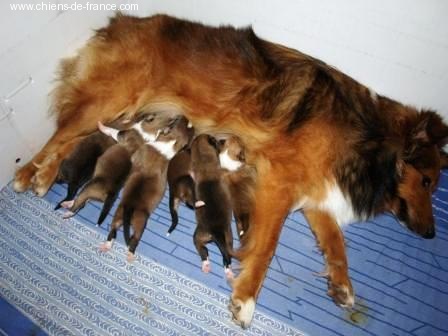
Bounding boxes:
[166,148,196,235]
[100,116,192,261]
[190,134,234,280]
[54,131,115,210]
[219,135,256,237]
[62,127,144,224]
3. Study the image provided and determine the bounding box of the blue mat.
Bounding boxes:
[0,185,302,335]
[1,169,447,335]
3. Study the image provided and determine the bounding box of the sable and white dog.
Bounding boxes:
[14,14,448,328]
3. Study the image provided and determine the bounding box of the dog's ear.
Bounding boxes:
[414,110,448,148]
[441,150,448,169]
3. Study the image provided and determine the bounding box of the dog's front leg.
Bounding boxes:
[303,209,354,308]
[228,172,292,329]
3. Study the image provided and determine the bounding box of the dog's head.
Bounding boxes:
[389,110,448,239]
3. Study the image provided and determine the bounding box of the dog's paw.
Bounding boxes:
[13,162,37,192]
[99,241,113,252]
[327,279,355,308]
[228,296,255,329]
[201,259,211,273]
[32,157,59,197]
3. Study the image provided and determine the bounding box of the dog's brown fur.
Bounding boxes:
[14,14,448,328]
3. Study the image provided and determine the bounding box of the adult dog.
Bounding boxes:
[13,14,448,328]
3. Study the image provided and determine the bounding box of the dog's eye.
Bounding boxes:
[422,176,431,189]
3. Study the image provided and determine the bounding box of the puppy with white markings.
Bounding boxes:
[100,116,192,261]
[54,131,115,210]
[219,136,256,238]
[190,134,234,280]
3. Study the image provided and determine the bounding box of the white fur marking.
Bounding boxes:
[149,140,177,160]
[369,88,378,101]
[319,182,357,226]
[98,122,119,141]
[238,298,255,327]
[219,150,242,171]
[132,121,157,143]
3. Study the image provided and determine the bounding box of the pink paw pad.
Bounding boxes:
[201,259,211,273]
[99,241,113,252]
[127,252,136,263]
[61,200,74,209]
[62,211,75,219]
[224,266,234,280]
[195,200,206,208]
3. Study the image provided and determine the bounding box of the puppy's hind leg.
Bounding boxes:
[215,230,234,280]
[97,192,118,225]
[100,205,123,252]
[55,180,82,210]
[193,229,212,273]
[126,210,148,263]
[63,178,106,218]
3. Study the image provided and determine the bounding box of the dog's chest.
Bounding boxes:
[292,182,358,227]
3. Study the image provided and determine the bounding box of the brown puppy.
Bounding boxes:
[166,148,196,235]
[190,134,234,280]
[100,116,192,261]
[13,14,448,328]
[218,136,256,237]
[62,128,144,224]
[54,131,115,210]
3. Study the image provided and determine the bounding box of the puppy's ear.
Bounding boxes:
[207,135,219,149]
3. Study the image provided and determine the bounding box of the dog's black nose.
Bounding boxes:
[423,227,435,239]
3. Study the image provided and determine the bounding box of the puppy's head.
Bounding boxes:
[116,128,145,152]
[157,116,195,152]
[132,112,182,142]
[190,134,220,168]
[388,110,448,239]
[217,135,246,171]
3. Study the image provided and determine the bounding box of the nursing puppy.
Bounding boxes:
[54,131,115,210]
[100,116,192,261]
[218,136,256,237]
[61,127,144,224]
[166,148,196,235]
[190,134,234,280]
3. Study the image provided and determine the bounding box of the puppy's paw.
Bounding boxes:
[62,210,75,219]
[99,240,113,252]
[13,162,37,192]
[201,259,211,273]
[195,200,206,208]
[225,266,234,281]
[228,296,255,329]
[60,200,75,209]
[127,251,136,263]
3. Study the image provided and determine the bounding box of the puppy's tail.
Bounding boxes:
[123,206,134,246]
[97,193,117,225]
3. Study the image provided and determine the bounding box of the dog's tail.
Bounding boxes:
[97,193,117,225]
[123,206,134,246]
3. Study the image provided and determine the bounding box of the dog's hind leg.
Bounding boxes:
[55,180,82,210]
[214,230,234,280]
[303,209,354,308]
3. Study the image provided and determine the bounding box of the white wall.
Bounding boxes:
[1,0,447,187]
